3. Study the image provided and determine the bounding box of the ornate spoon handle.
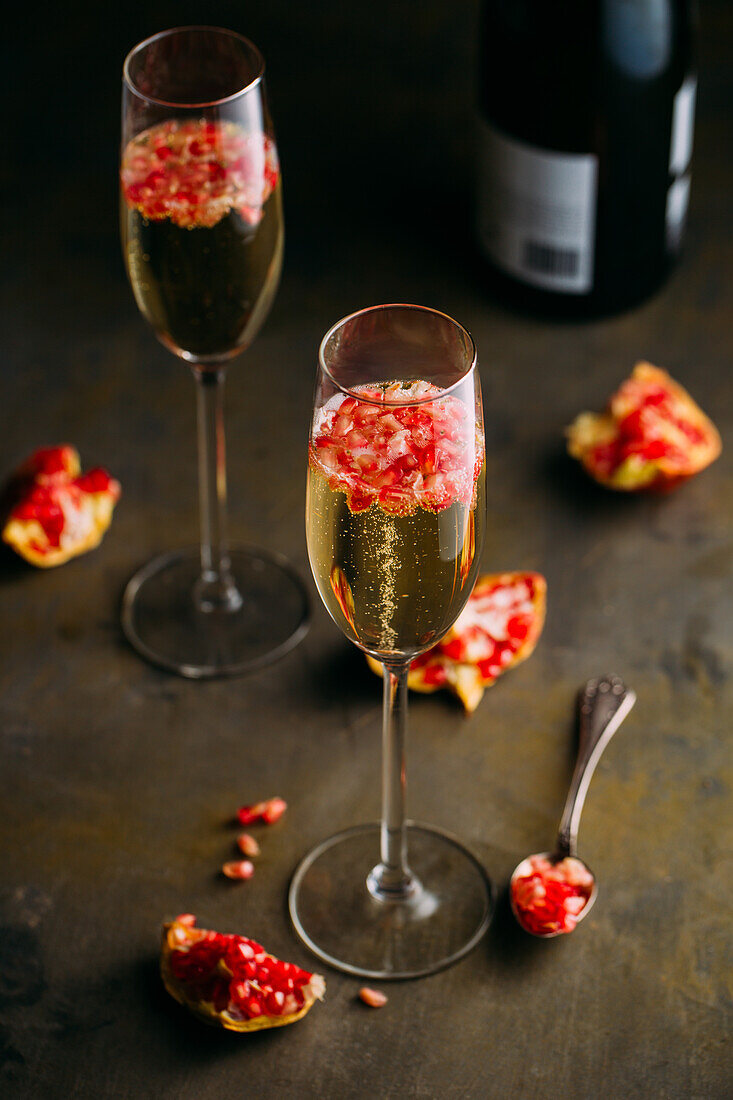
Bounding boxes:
[557,675,636,857]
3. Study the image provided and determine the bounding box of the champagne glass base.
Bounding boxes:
[121,545,309,678]
[289,822,493,979]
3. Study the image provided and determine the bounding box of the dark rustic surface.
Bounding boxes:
[2,2,731,1097]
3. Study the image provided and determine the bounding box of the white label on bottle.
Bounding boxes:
[669,77,696,175]
[666,174,691,251]
[477,120,598,294]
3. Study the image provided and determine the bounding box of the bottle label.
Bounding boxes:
[477,120,598,294]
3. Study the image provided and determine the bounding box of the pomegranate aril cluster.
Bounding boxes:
[311,381,483,517]
[121,118,280,230]
[512,855,594,936]
[170,924,313,1020]
[236,797,287,826]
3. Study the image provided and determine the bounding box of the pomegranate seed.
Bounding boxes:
[236,801,266,826]
[236,797,287,826]
[262,797,287,823]
[221,860,255,881]
[265,990,286,1015]
[230,980,251,1007]
[359,987,388,1008]
[237,833,261,857]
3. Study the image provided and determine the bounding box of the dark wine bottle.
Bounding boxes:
[476,0,696,316]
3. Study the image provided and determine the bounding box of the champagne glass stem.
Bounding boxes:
[192,366,242,613]
[368,662,417,901]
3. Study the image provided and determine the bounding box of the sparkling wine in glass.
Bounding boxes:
[290,304,493,979]
[119,26,308,677]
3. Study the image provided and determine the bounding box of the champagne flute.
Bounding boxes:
[120,26,308,677]
[290,304,493,978]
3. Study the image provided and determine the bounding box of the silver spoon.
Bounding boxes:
[510,674,636,937]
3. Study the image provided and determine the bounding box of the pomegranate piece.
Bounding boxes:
[566,362,721,491]
[236,797,287,826]
[359,987,388,1008]
[222,860,255,881]
[2,445,121,567]
[121,118,280,230]
[12,443,80,484]
[511,855,595,937]
[161,915,325,1032]
[310,380,484,517]
[366,571,546,712]
[236,833,261,858]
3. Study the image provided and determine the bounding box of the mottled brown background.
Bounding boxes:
[1,1,731,1097]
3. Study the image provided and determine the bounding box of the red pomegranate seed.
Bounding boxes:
[237,802,265,825]
[229,980,251,1008]
[236,797,287,826]
[222,860,255,881]
[262,797,287,824]
[359,987,388,1008]
[265,990,286,1015]
[237,833,261,857]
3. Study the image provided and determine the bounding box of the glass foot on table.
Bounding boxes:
[289,822,493,980]
[121,545,310,678]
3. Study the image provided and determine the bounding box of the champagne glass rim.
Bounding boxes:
[123,25,265,109]
[318,303,478,408]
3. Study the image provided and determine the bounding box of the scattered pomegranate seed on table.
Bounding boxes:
[236,797,287,826]
[359,987,388,1008]
[222,860,255,881]
[237,833,261,857]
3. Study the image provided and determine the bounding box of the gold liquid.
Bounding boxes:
[306,460,485,660]
[121,182,283,362]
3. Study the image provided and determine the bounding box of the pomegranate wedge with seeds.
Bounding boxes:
[161,915,325,1032]
[367,571,546,712]
[566,362,721,491]
[2,445,120,567]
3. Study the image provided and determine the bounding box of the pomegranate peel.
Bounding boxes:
[366,571,546,712]
[566,362,721,491]
[160,915,325,1032]
[2,445,120,567]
